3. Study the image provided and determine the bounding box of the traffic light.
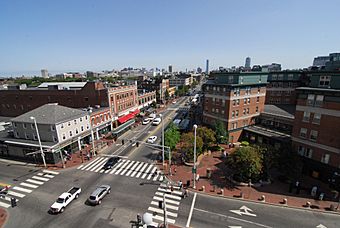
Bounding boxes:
[137,214,141,224]
[136,142,139,147]
[11,197,17,207]
[122,139,125,145]
[158,201,163,209]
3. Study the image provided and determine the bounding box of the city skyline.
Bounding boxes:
[1,0,340,76]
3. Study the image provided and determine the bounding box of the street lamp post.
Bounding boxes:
[160,114,165,167]
[193,124,197,189]
[30,116,46,168]
[88,110,96,157]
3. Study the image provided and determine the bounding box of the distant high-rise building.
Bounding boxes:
[245,57,251,68]
[206,59,209,74]
[197,67,202,73]
[168,65,173,73]
[41,69,49,78]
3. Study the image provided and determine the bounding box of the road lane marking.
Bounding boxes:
[44,174,54,178]
[193,208,272,228]
[135,163,149,178]
[186,192,196,228]
[153,171,160,181]
[125,161,140,176]
[158,187,182,196]
[90,158,108,172]
[150,201,178,211]
[0,201,10,208]
[25,179,44,185]
[12,186,32,193]
[114,160,131,175]
[141,165,153,179]
[155,192,182,201]
[7,191,25,198]
[147,167,157,180]
[148,207,178,217]
[109,160,126,174]
[152,215,175,224]
[32,176,49,182]
[82,157,104,170]
[43,170,59,175]
[20,182,38,189]
[130,162,143,177]
[120,161,135,175]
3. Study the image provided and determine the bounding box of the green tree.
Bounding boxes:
[213,120,228,144]
[197,126,216,151]
[180,132,203,162]
[164,123,181,151]
[227,146,263,182]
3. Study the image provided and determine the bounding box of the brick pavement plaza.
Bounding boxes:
[160,149,340,213]
[0,208,7,228]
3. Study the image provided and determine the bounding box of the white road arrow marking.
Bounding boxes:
[316,224,327,228]
[228,226,242,228]
[230,205,256,217]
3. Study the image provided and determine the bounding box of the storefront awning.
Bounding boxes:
[117,109,140,124]
[112,119,135,135]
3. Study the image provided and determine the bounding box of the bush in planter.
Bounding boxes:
[241,141,249,147]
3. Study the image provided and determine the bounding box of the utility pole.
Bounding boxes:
[163,194,168,228]
[160,114,165,167]
[30,116,46,168]
[193,124,197,189]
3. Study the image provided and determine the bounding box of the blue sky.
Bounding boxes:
[1,0,339,76]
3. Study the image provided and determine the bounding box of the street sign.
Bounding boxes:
[230,206,256,217]
[192,167,196,173]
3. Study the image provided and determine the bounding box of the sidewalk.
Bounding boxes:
[163,151,340,213]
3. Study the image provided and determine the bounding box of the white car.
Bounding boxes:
[148,113,156,120]
[50,187,81,213]
[152,118,162,125]
[142,119,151,125]
[147,136,158,144]
[172,100,177,104]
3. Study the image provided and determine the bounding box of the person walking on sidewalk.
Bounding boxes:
[178,180,183,190]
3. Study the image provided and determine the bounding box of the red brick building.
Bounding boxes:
[0,82,108,117]
[202,72,267,143]
[292,71,340,181]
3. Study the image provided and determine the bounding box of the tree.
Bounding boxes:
[197,126,216,151]
[227,146,263,182]
[213,120,228,144]
[180,132,203,162]
[164,123,181,151]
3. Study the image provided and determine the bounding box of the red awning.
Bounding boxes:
[117,109,140,124]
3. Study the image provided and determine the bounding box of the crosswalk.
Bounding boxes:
[77,157,164,182]
[147,183,184,226]
[0,170,59,209]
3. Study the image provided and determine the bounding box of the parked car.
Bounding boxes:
[103,157,120,170]
[87,185,111,205]
[148,113,156,120]
[50,187,81,213]
[172,100,177,104]
[142,119,151,125]
[147,136,158,144]
[152,118,161,126]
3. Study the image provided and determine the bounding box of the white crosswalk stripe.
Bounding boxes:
[109,160,126,174]
[81,157,104,170]
[26,179,44,185]
[153,196,180,205]
[90,158,108,172]
[150,201,178,210]
[12,186,32,193]
[115,160,131,175]
[158,187,183,196]
[135,163,149,178]
[125,161,140,176]
[44,174,55,178]
[131,162,144,177]
[32,176,49,182]
[20,182,38,189]
[43,170,59,175]
[0,201,10,208]
[155,191,182,200]
[148,207,178,217]
[147,167,157,180]
[152,215,175,224]
[120,161,135,175]
[141,165,153,179]
[7,191,25,198]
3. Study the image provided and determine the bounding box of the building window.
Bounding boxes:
[23,123,26,129]
[256,97,259,103]
[212,108,215,113]
[53,136,57,142]
[246,108,250,114]
[81,126,84,132]
[233,100,236,106]
[307,94,315,106]
[223,87,226,92]
[33,133,37,140]
[69,131,73,137]
[288,74,294,80]
[271,74,277,80]
[87,125,89,130]
[85,116,88,120]
[76,129,79,134]
[303,112,310,122]
[236,110,239,117]
[278,74,283,80]
[51,125,55,131]
[237,99,240,105]
[212,97,215,102]
[243,109,246,115]
[244,98,247,104]
[297,146,305,156]
[68,122,71,126]
[321,154,330,164]
[15,132,19,138]
[232,111,235,118]
[258,87,260,93]
[222,100,225,106]
[215,108,219,114]
[31,124,34,129]
[61,124,64,129]
[310,130,318,141]
[221,110,225,114]
[299,128,307,138]
[13,122,17,128]
[80,117,82,122]
[312,113,321,124]
[256,106,258,113]
[315,95,324,107]
[25,133,29,139]
[247,98,250,104]
[305,148,313,158]
[62,134,66,140]
[319,76,331,87]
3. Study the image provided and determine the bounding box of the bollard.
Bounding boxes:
[240,191,244,198]
[220,189,224,195]
[260,195,266,202]
[283,198,287,205]
[306,201,311,208]
[202,186,205,192]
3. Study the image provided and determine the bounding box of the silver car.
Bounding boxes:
[87,185,111,205]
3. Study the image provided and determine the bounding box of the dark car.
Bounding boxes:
[103,157,120,170]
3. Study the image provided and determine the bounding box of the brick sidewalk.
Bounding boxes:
[0,208,7,228]
[161,151,340,213]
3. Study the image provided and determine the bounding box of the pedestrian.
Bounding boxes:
[86,153,90,161]
[196,174,200,182]
[178,180,183,190]
[174,167,177,175]
[185,189,189,198]
[311,186,317,198]
[170,185,174,194]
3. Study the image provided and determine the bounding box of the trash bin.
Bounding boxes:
[206,168,212,179]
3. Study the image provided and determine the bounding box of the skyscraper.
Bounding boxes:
[168,64,173,73]
[206,59,209,74]
[245,57,251,68]
[41,69,49,78]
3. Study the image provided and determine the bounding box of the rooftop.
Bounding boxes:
[37,82,87,90]
[11,103,87,125]
[263,105,295,119]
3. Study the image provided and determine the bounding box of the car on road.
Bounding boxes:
[50,187,81,213]
[147,136,158,144]
[152,117,161,125]
[172,100,177,104]
[142,119,151,125]
[148,113,156,120]
[87,185,111,205]
[103,157,120,170]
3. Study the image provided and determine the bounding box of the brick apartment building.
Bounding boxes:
[292,71,340,181]
[138,78,170,103]
[0,82,108,117]
[202,72,267,143]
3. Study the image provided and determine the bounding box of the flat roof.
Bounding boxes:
[296,87,340,92]
[244,125,291,141]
